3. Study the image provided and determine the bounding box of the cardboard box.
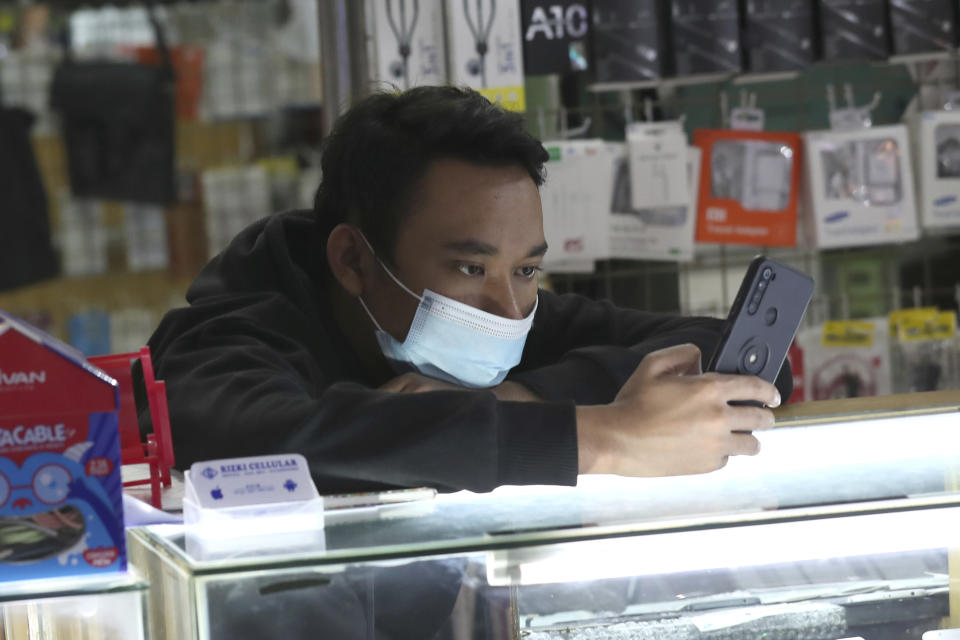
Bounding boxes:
[743,0,816,72]
[694,129,802,247]
[889,0,956,54]
[592,0,670,82]
[820,0,890,61]
[670,0,742,75]
[911,110,960,230]
[367,0,447,89]
[804,125,920,248]
[609,143,701,262]
[520,0,590,74]
[0,310,125,582]
[446,0,526,111]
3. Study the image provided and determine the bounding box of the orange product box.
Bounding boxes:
[694,129,803,247]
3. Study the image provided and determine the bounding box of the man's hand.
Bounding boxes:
[381,373,541,402]
[576,343,780,478]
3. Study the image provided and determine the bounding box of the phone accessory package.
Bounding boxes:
[796,319,892,401]
[609,122,701,261]
[694,129,802,246]
[0,311,125,582]
[890,308,960,394]
[540,139,616,273]
[911,110,960,230]
[804,125,920,248]
[367,0,447,90]
[445,0,526,111]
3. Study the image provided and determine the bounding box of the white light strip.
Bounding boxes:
[488,506,960,586]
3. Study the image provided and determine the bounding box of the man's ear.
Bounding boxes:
[326,224,373,297]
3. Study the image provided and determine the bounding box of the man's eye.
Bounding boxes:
[517,265,542,279]
[458,264,485,277]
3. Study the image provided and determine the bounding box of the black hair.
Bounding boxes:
[314,86,549,262]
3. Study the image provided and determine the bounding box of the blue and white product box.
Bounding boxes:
[184,454,323,540]
[912,110,960,230]
[0,311,125,583]
[804,125,920,249]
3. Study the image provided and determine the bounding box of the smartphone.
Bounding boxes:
[707,256,814,396]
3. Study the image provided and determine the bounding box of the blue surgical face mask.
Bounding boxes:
[356,234,537,389]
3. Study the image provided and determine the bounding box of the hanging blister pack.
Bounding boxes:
[695,91,801,246]
[910,109,960,229]
[803,85,919,248]
[796,319,892,400]
[609,141,701,262]
[540,139,613,272]
[626,121,690,210]
[445,0,526,111]
[891,309,960,393]
[367,0,447,90]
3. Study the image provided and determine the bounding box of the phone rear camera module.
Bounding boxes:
[738,341,770,375]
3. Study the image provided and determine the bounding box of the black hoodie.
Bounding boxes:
[148,210,791,494]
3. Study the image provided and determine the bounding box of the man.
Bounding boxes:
[148,86,789,494]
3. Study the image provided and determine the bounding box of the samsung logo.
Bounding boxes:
[935,196,957,207]
[825,211,850,224]
[0,369,46,387]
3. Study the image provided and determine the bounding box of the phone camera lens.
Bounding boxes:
[739,342,769,375]
[762,267,773,280]
[757,281,766,291]
[748,303,759,314]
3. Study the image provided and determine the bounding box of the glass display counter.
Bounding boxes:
[0,572,148,640]
[128,391,960,640]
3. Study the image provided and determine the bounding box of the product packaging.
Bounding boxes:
[797,318,893,400]
[743,0,816,72]
[890,308,959,393]
[446,0,526,111]
[609,138,701,262]
[591,0,669,82]
[670,0,742,76]
[819,0,890,61]
[367,0,447,90]
[889,0,957,55]
[0,310,125,583]
[694,129,802,246]
[911,110,960,229]
[520,0,590,74]
[804,124,920,248]
[540,139,613,271]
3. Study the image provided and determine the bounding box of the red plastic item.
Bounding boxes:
[88,347,174,509]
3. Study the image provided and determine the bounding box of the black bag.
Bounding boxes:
[0,102,59,291]
[50,5,176,205]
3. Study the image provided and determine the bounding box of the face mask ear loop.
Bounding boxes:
[356,230,424,302]
[357,296,386,333]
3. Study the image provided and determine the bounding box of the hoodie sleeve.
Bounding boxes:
[509,291,793,406]
[149,304,579,495]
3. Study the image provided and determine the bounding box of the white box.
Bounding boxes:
[540,140,613,272]
[911,110,960,230]
[626,121,690,210]
[804,125,919,248]
[367,0,447,90]
[796,319,892,400]
[609,144,701,262]
[445,0,525,111]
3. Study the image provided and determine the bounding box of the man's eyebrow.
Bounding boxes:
[443,240,549,259]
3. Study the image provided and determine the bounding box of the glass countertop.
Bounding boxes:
[132,403,960,575]
[0,570,147,604]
